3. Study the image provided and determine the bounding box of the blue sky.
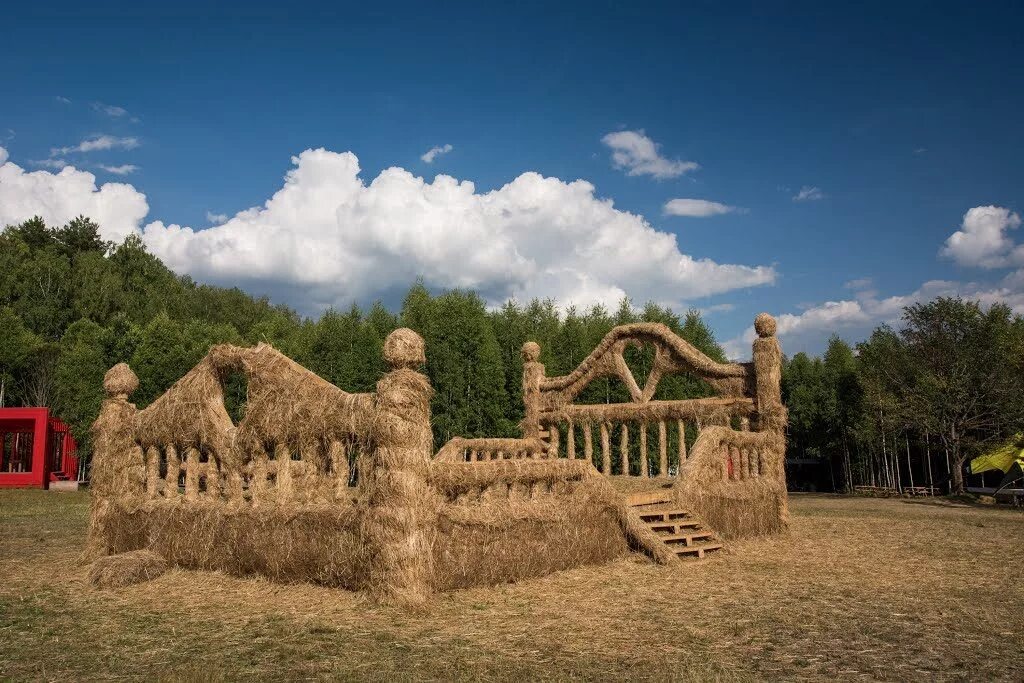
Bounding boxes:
[2,1,1023,357]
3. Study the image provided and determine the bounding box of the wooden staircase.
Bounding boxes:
[627,490,723,560]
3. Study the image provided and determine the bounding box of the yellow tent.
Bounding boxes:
[970,435,1024,475]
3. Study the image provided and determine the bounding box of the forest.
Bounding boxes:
[3,216,1023,495]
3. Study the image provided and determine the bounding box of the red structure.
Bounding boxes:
[0,408,80,489]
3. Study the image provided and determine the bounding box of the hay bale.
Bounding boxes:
[432,483,629,590]
[103,499,370,589]
[88,550,167,588]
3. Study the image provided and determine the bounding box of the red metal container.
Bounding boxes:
[0,408,80,489]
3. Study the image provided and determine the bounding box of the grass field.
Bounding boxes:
[1,490,1022,681]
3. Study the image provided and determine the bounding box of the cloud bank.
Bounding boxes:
[143,149,776,311]
[1,146,776,314]
[0,148,147,243]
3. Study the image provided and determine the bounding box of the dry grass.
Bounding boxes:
[2,490,1022,681]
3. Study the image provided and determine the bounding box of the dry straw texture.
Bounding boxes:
[102,500,369,589]
[9,490,1023,680]
[83,363,144,561]
[674,427,787,539]
[87,549,167,588]
[363,329,438,607]
[532,323,752,404]
[433,492,628,590]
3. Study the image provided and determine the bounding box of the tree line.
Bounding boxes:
[4,216,1022,494]
[0,216,726,464]
[783,298,1024,494]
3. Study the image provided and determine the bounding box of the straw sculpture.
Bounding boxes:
[83,363,143,561]
[519,315,788,538]
[86,314,787,606]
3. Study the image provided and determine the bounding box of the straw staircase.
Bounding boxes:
[626,490,723,560]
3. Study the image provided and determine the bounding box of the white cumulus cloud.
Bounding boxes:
[940,205,1023,269]
[730,204,1024,358]
[420,143,453,163]
[601,130,698,180]
[141,149,775,312]
[663,198,741,217]
[722,284,945,359]
[1,146,776,314]
[206,211,229,224]
[0,148,148,243]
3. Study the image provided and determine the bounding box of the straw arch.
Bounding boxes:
[536,323,751,406]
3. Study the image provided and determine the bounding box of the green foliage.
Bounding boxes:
[6,216,52,250]
[784,298,1024,493]
[54,320,113,454]
[55,216,109,257]
[0,307,40,407]
[130,313,194,406]
[403,288,515,447]
[298,306,384,394]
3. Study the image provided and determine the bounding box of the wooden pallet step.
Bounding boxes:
[674,542,723,559]
[658,531,715,544]
[647,520,702,532]
[626,490,675,507]
[638,509,691,522]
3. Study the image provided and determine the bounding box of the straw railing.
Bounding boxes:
[535,400,755,478]
[520,323,765,480]
[128,343,375,505]
[433,436,552,463]
[684,426,775,483]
